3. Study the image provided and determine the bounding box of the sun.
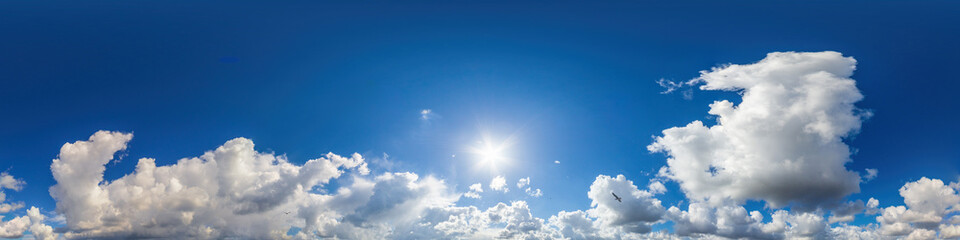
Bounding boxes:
[476,142,504,164]
[468,135,513,171]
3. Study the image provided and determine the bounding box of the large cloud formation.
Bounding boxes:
[31,130,960,239]
[40,131,678,239]
[49,131,373,238]
[15,51,960,239]
[649,51,870,209]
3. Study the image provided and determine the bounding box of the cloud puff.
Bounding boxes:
[490,176,508,193]
[26,207,55,240]
[667,202,770,239]
[0,215,29,238]
[0,172,26,214]
[550,210,604,239]
[876,177,960,238]
[863,168,879,182]
[420,109,431,119]
[485,201,554,239]
[666,201,842,240]
[648,181,667,195]
[525,188,543,198]
[0,173,24,191]
[0,173,30,238]
[516,177,542,197]
[463,183,483,199]
[586,175,665,234]
[301,172,460,239]
[420,109,436,121]
[517,177,530,189]
[0,173,40,239]
[649,51,869,209]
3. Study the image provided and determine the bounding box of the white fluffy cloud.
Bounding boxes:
[517,177,530,189]
[649,51,869,209]
[40,131,564,239]
[0,173,24,191]
[586,174,665,234]
[32,131,960,240]
[0,175,30,239]
[526,188,543,198]
[0,173,52,239]
[667,202,773,239]
[26,207,55,240]
[0,173,25,214]
[463,183,483,199]
[517,177,542,197]
[490,175,508,193]
[49,131,373,239]
[875,177,960,238]
[0,215,29,239]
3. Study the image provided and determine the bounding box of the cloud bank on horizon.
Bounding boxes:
[1,51,958,239]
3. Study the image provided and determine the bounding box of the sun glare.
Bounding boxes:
[477,143,503,163]
[469,135,514,171]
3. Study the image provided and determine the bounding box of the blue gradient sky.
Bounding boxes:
[1,0,959,237]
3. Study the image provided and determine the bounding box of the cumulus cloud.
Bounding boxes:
[48,131,372,239]
[876,177,960,238]
[0,215,29,239]
[0,173,30,238]
[40,131,563,239]
[525,188,543,198]
[463,183,483,199]
[667,202,770,239]
[648,181,667,195]
[666,201,846,240]
[586,175,664,234]
[0,193,24,214]
[25,51,960,239]
[828,198,880,224]
[550,210,605,239]
[0,173,25,214]
[649,51,869,209]
[490,176,508,193]
[31,131,960,240]
[485,201,555,239]
[516,177,542,197]
[0,173,55,240]
[26,207,55,240]
[517,177,530,189]
[0,173,24,191]
[301,172,461,239]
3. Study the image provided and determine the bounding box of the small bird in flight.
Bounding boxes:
[611,192,622,202]
[283,211,291,215]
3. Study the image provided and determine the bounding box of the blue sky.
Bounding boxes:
[1,1,959,239]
